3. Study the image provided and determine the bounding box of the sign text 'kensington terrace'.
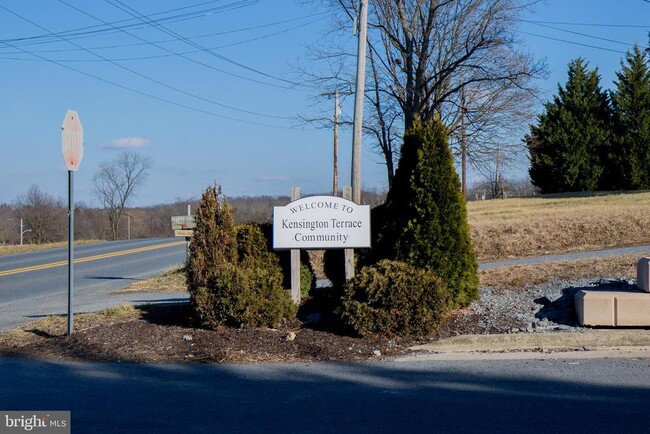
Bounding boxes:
[273,196,371,249]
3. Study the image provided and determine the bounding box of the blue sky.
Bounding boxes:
[0,0,649,207]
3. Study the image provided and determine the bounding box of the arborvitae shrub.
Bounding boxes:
[300,264,314,297]
[236,223,278,268]
[193,263,297,329]
[185,185,237,293]
[337,260,450,337]
[259,223,315,296]
[375,119,479,308]
[186,186,296,329]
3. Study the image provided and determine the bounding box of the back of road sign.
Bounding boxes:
[61,110,84,171]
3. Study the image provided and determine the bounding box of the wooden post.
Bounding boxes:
[290,187,301,304]
[333,90,339,197]
[342,187,354,281]
[351,0,368,206]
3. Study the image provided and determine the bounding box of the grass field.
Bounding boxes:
[0,240,103,256]
[468,191,650,261]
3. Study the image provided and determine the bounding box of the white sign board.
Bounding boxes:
[171,215,196,230]
[61,110,83,171]
[273,196,370,249]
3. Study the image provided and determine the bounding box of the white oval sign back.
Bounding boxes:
[61,110,83,171]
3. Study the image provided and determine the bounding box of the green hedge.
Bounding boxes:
[337,260,451,337]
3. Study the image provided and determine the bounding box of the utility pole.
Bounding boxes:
[333,90,340,196]
[351,0,368,205]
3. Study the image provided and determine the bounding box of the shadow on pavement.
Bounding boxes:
[0,356,648,433]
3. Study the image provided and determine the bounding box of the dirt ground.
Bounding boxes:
[0,302,440,364]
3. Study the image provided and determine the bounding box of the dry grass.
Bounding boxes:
[468,191,650,261]
[118,267,186,293]
[0,240,104,256]
[0,304,139,350]
[479,252,650,290]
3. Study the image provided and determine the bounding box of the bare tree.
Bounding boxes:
[303,0,544,187]
[93,151,152,241]
[14,185,66,244]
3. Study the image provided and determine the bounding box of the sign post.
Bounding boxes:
[290,187,301,304]
[61,110,83,337]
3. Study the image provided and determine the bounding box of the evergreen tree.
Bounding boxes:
[527,58,614,193]
[185,185,295,329]
[185,184,237,293]
[375,119,479,308]
[611,45,650,189]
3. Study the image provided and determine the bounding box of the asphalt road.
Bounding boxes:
[480,244,650,270]
[0,238,188,331]
[1,356,649,433]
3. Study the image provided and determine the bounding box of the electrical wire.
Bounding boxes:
[0,0,257,48]
[0,37,295,129]
[523,19,650,29]
[0,17,327,64]
[525,22,638,47]
[0,3,293,120]
[56,0,301,91]
[104,0,305,88]
[0,12,330,56]
[0,7,307,128]
[518,30,627,54]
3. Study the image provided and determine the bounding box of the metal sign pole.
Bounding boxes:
[67,170,74,337]
[61,109,83,337]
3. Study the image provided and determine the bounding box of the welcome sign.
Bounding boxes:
[273,196,371,249]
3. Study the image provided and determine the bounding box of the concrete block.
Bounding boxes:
[575,290,650,327]
[617,296,650,326]
[637,257,650,293]
[575,291,615,326]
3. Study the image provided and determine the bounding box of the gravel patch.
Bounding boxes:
[465,277,637,335]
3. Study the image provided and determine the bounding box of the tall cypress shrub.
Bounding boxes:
[526,58,614,193]
[185,184,237,293]
[375,119,479,308]
[611,45,650,189]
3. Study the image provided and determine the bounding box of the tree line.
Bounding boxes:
[527,45,650,194]
[0,185,386,245]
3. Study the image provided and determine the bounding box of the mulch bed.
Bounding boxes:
[0,302,455,364]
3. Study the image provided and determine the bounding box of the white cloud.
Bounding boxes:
[104,137,151,149]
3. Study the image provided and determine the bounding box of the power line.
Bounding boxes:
[523,19,650,29]
[0,0,257,48]
[0,7,302,128]
[518,30,627,54]
[0,3,292,120]
[55,0,300,92]
[0,18,325,64]
[0,12,330,56]
[0,37,294,129]
[104,0,305,88]
[526,22,637,47]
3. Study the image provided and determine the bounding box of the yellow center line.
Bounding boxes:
[0,241,186,277]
